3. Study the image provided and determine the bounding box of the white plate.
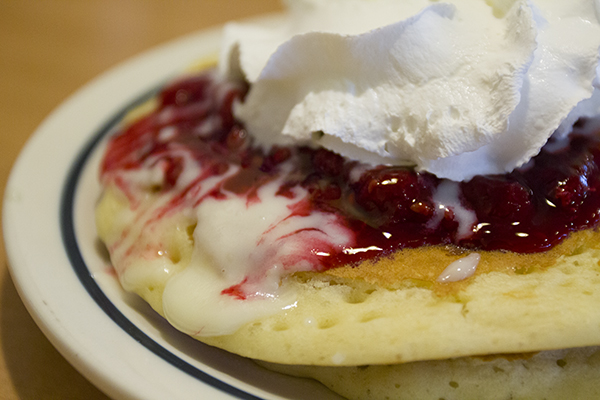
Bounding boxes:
[3,16,342,400]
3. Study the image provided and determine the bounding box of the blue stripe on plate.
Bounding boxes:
[59,87,264,400]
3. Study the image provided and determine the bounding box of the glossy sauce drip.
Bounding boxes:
[101,71,600,271]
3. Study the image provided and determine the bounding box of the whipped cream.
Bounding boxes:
[220,0,600,181]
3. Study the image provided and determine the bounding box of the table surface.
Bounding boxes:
[0,2,281,398]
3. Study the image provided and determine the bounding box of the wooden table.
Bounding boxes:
[0,2,281,398]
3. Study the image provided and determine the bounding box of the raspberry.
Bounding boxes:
[353,167,435,225]
[462,176,534,221]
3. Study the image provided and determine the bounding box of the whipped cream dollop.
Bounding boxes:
[220,0,600,181]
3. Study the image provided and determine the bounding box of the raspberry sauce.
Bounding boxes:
[101,71,600,270]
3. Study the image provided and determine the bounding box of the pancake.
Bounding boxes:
[97,181,600,365]
[96,69,600,398]
[259,347,600,400]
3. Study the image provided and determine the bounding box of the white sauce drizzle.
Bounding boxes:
[331,353,346,365]
[161,174,355,337]
[428,180,477,240]
[437,253,481,283]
